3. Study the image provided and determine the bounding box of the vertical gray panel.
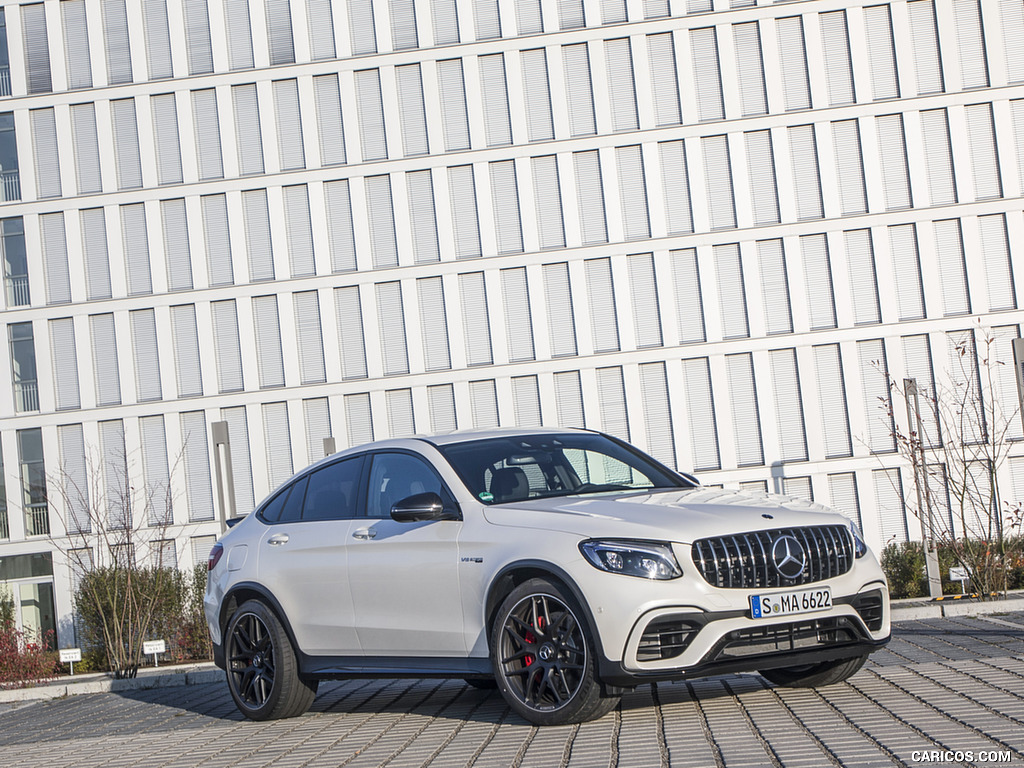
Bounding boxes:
[629,253,662,348]
[432,0,460,44]
[184,0,214,75]
[386,389,415,437]
[660,140,693,235]
[161,199,194,291]
[111,98,143,189]
[449,165,482,258]
[42,213,72,305]
[702,135,735,229]
[543,263,577,357]
[553,370,584,428]
[253,294,286,387]
[262,402,293,488]
[745,130,779,225]
[220,406,255,513]
[211,299,243,392]
[243,189,274,281]
[59,424,90,533]
[63,0,93,89]
[574,151,607,244]
[769,348,807,461]
[601,0,627,24]
[376,281,409,375]
[902,334,940,446]
[90,313,122,406]
[876,114,912,209]
[391,0,419,49]
[501,267,535,362]
[888,224,925,320]
[181,410,214,521]
[558,0,585,29]
[920,109,957,205]
[293,290,326,384]
[144,0,173,79]
[202,194,233,287]
[72,103,103,194]
[690,28,724,121]
[303,397,331,463]
[585,257,619,352]
[801,234,837,329]
[978,214,1015,311]
[349,0,377,55]
[479,54,512,147]
[396,65,429,157]
[225,0,255,69]
[265,0,295,65]
[151,93,183,184]
[605,38,638,131]
[733,22,767,116]
[437,59,471,150]
[325,180,356,271]
[469,380,499,428]
[121,203,152,295]
[284,184,315,278]
[683,358,719,471]
[727,352,763,466]
[22,3,53,94]
[671,248,705,344]
[788,125,823,220]
[828,473,862,527]
[874,468,908,543]
[596,367,629,441]
[639,362,676,468]
[102,0,133,85]
[407,170,439,263]
[845,229,881,324]
[617,146,650,240]
[130,308,162,401]
[460,272,492,365]
[314,74,347,165]
[307,0,336,59]
[776,16,811,111]
[81,208,112,300]
[563,44,597,136]
[417,277,451,371]
[832,120,867,215]
[864,4,899,100]
[140,414,171,524]
[334,286,368,379]
[273,79,305,171]
[965,103,1002,200]
[715,243,749,339]
[521,49,554,142]
[814,344,852,458]
[934,218,970,315]
[50,318,81,410]
[192,89,224,180]
[758,239,792,335]
[365,175,399,269]
[171,304,203,397]
[355,69,388,161]
[31,108,62,198]
[345,393,374,447]
[954,0,989,89]
[908,0,944,94]
[233,84,265,175]
[474,0,500,39]
[532,156,565,249]
[512,376,542,427]
[647,33,681,126]
[820,10,855,105]
[490,160,523,254]
[427,384,457,433]
[858,338,895,453]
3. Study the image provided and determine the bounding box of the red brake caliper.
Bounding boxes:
[523,616,544,666]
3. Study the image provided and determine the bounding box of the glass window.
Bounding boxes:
[2,217,27,305]
[9,321,37,412]
[18,428,48,535]
[302,456,363,521]
[258,485,290,523]
[0,112,20,202]
[0,9,11,97]
[365,452,447,518]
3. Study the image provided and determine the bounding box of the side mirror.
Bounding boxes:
[391,492,460,522]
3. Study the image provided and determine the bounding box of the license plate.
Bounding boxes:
[750,587,832,619]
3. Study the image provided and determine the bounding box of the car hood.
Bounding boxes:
[481,487,851,542]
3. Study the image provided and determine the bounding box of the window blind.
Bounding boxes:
[417,277,451,371]
[813,344,852,458]
[758,239,792,335]
[293,290,326,384]
[376,281,410,375]
[863,4,899,100]
[349,0,377,55]
[102,0,132,85]
[42,213,72,305]
[314,75,347,166]
[644,0,669,17]
[888,224,926,320]
[31,109,62,198]
[63,0,93,89]
[151,93,183,184]
[515,0,542,35]
[965,103,1002,200]
[90,313,122,406]
[325,180,356,272]
[901,334,940,446]
[243,189,275,281]
[934,218,970,315]
[660,140,693,234]
[265,0,295,65]
[553,371,585,428]
[233,84,265,175]
[184,0,214,75]
[355,69,388,161]
[521,49,554,142]
[788,125,823,220]
[365,175,399,269]
[690,28,724,121]
[386,389,415,438]
[563,44,597,136]
[715,243,749,339]
[449,165,482,258]
[640,362,676,468]
[111,98,143,189]
[427,384,457,433]
[171,304,203,397]
[617,146,650,240]
[284,184,315,278]
[432,0,460,44]
[192,89,223,180]
[459,272,492,365]
[59,424,90,532]
[396,65,429,156]
[72,103,103,194]
[501,267,536,362]
[978,214,1015,311]
[733,22,767,116]
[702,135,736,230]
[629,253,662,348]
[828,473,861,527]
[558,0,585,29]
[574,151,607,244]
[601,0,627,24]
[532,156,565,249]
[647,33,681,126]
[820,11,855,105]
[543,262,577,357]
[832,120,867,215]
[920,109,956,205]
[50,318,81,410]
[727,353,764,466]
[130,308,161,400]
[211,299,243,392]
[180,411,214,521]
[845,229,881,324]
[490,160,523,254]
[954,0,989,89]
[22,4,53,94]
[201,194,233,286]
[119,204,152,296]
[776,16,811,111]
[512,376,542,427]
[857,338,895,453]
[479,54,512,146]
[407,170,440,263]
[307,0,336,59]
[597,367,629,441]
[81,208,112,300]
[143,0,173,79]
[671,248,706,344]
[769,348,808,462]
[262,402,293,488]
[470,380,499,428]
[252,294,286,387]
[908,0,944,94]
[474,0,501,39]
[334,285,368,379]
[273,79,305,171]
[585,257,619,352]
[745,130,779,225]
[1003,0,1024,83]
[140,415,171,524]
[437,59,471,150]
[874,468,908,543]
[605,38,639,132]
[345,393,374,447]
[682,358,720,470]
[801,234,837,329]
[225,0,254,69]
[875,114,912,209]
[161,199,194,291]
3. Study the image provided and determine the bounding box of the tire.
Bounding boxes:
[491,578,619,726]
[759,654,868,688]
[225,600,318,720]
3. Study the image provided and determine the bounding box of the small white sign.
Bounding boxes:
[950,566,969,581]
[143,640,166,655]
[59,648,82,663]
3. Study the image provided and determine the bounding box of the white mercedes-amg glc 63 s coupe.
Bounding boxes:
[205,428,890,725]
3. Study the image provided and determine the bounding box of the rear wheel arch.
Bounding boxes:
[221,583,303,665]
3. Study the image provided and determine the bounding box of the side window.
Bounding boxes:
[302,456,364,521]
[365,452,447,518]
[278,476,308,523]
[258,485,291,522]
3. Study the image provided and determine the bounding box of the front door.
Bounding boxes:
[346,451,466,657]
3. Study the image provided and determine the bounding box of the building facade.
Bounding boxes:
[0,0,1023,645]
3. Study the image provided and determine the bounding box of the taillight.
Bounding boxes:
[208,542,224,571]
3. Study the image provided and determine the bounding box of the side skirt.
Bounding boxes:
[299,654,493,680]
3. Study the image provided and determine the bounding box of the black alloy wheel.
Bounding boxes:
[492,578,617,725]
[228,610,276,709]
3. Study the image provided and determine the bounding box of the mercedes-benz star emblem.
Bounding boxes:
[771,535,807,579]
[538,644,555,661]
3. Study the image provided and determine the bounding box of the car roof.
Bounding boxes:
[418,426,593,447]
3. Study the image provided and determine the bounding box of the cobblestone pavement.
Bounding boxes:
[3,613,1023,768]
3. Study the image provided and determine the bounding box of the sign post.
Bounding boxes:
[143,639,166,667]
[60,648,82,675]
[949,566,969,594]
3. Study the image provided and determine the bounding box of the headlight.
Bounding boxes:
[848,521,867,558]
[579,540,682,580]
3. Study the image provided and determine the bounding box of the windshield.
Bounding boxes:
[438,433,694,504]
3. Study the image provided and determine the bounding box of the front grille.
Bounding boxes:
[713,617,860,660]
[691,525,854,589]
[637,618,701,662]
[851,590,885,631]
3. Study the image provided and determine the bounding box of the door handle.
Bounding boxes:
[352,528,377,540]
[267,533,289,546]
